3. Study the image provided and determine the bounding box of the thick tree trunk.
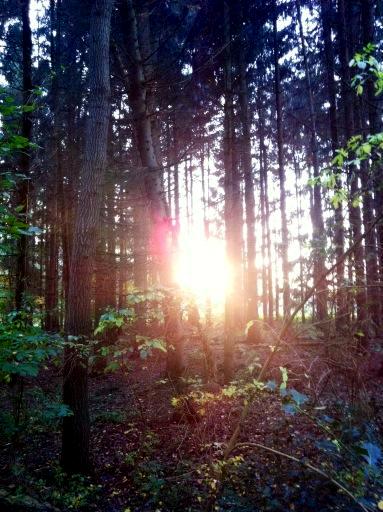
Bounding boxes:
[355,97,380,329]
[61,0,113,474]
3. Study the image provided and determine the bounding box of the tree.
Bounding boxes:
[14,0,33,311]
[120,0,184,381]
[272,0,290,318]
[61,0,113,474]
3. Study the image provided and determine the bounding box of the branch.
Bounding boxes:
[233,442,371,512]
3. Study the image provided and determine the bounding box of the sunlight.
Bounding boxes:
[174,232,230,305]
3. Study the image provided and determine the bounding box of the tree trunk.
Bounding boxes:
[293,154,306,322]
[338,0,366,326]
[123,0,183,380]
[238,40,257,323]
[223,0,242,382]
[15,0,33,310]
[257,88,273,323]
[273,1,290,318]
[45,0,61,331]
[61,0,113,474]
[296,0,327,322]
[360,0,381,328]
[320,0,345,326]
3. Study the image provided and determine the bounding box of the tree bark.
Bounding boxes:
[296,0,327,322]
[15,0,33,311]
[238,38,257,323]
[45,0,61,332]
[61,0,113,474]
[320,0,346,326]
[223,0,242,382]
[338,0,366,325]
[273,1,290,318]
[123,0,183,380]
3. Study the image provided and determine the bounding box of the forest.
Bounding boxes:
[0,0,383,510]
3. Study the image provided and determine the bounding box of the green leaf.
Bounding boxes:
[361,442,382,466]
[282,403,297,415]
[279,366,288,397]
[289,389,308,406]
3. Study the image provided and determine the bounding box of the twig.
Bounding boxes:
[233,442,371,512]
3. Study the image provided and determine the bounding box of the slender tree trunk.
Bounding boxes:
[61,0,113,474]
[360,0,382,327]
[273,1,290,318]
[296,0,327,322]
[223,0,242,382]
[118,187,127,309]
[320,0,345,326]
[257,90,273,323]
[260,139,267,321]
[355,97,380,329]
[15,0,33,310]
[293,155,305,322]
[238,42,257,322]
[123,0,183,380]
[172,113,180,247]
[45,0,61,331]
[338,0,366,326]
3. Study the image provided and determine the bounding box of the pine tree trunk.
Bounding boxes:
[223,0,242,382]
[258,91,273,323]
[15,0,33,310]
[320,0,345,326]
[239,43,257,322]
[123,0,183,380]
[338,0,366,326]
[273,1,290,318]
[297,0,327,322]
[360,0,382,328]
[45,0,61,331]
[61,0,113,474]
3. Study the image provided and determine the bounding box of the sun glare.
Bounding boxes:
[174,233,230,306]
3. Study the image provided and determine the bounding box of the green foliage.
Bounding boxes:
[0,387,73,440]
[136,335,166,359]
[26,388,73,428]
[94,287,169,337]
[94,307,135,335]
[350,43,383,96]
[93,288,169,372]
[0,311,68,440]
[0,311,64,383]
[273,368,382,505]
[309,45,383,212]
[0,90,42,309]
[2,465,101,511]
[94,409,127,424]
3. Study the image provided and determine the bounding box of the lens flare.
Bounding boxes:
[174,232,230,305]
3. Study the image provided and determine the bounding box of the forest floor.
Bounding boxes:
[1,330,383,512]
